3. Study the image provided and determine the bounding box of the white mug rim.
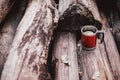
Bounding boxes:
[81,25,98,37]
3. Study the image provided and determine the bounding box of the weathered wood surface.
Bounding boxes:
[77,0,120,79]
[52,0,79,80]
[0,0,28,76]
[0,0,119,80]
[52,32,79,80]
[57,1,102,31]
[0,0,16,23]
[1,0,58,80]
[78,41,115,80]
[78,20,120,79]
[52,0,120,80]
[58,0,76,16]
[78,0,101,22]
[101,13,120,79]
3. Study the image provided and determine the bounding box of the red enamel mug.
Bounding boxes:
[81,25,104,50]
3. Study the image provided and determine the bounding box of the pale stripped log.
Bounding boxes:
[1,0,58,80]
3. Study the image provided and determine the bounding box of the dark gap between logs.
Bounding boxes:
[47,29,58,80]
[54,0,59,5]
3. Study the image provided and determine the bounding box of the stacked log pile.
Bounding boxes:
[0,0,119,80]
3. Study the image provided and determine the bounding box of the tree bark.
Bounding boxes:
[1,0,58,80]
[0,0,28,76]
[0,0,16,23]
[52,32,79,80]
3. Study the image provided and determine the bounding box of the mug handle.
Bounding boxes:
[97,30,104,43]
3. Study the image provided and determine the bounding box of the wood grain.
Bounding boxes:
[0,0,28,76]
[1,0,58,80]
[78,41,115,80]
[52,32,79,80]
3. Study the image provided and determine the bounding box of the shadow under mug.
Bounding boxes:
[81,25,104,50]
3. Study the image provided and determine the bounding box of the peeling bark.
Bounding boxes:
[1,0,58,80]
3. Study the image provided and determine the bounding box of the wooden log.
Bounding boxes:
[53,0,106,80]
[0,0,28,76]
[101,13,120,79]
[52,32,79,80]
[1,0,59,80]
[57,2,102,31]
[77,0,101,22]
[0,0,16,23]
[52,0,79,80]
[78,41,115,80]
[77,0,120,79]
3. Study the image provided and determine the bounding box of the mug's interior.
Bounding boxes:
[82,26,97,36]
[82,26,97,32]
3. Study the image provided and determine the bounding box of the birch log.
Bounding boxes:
[1,0,58,80]
[52,32,79,80]
[0,0,28,75]
[0,0,16,23]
